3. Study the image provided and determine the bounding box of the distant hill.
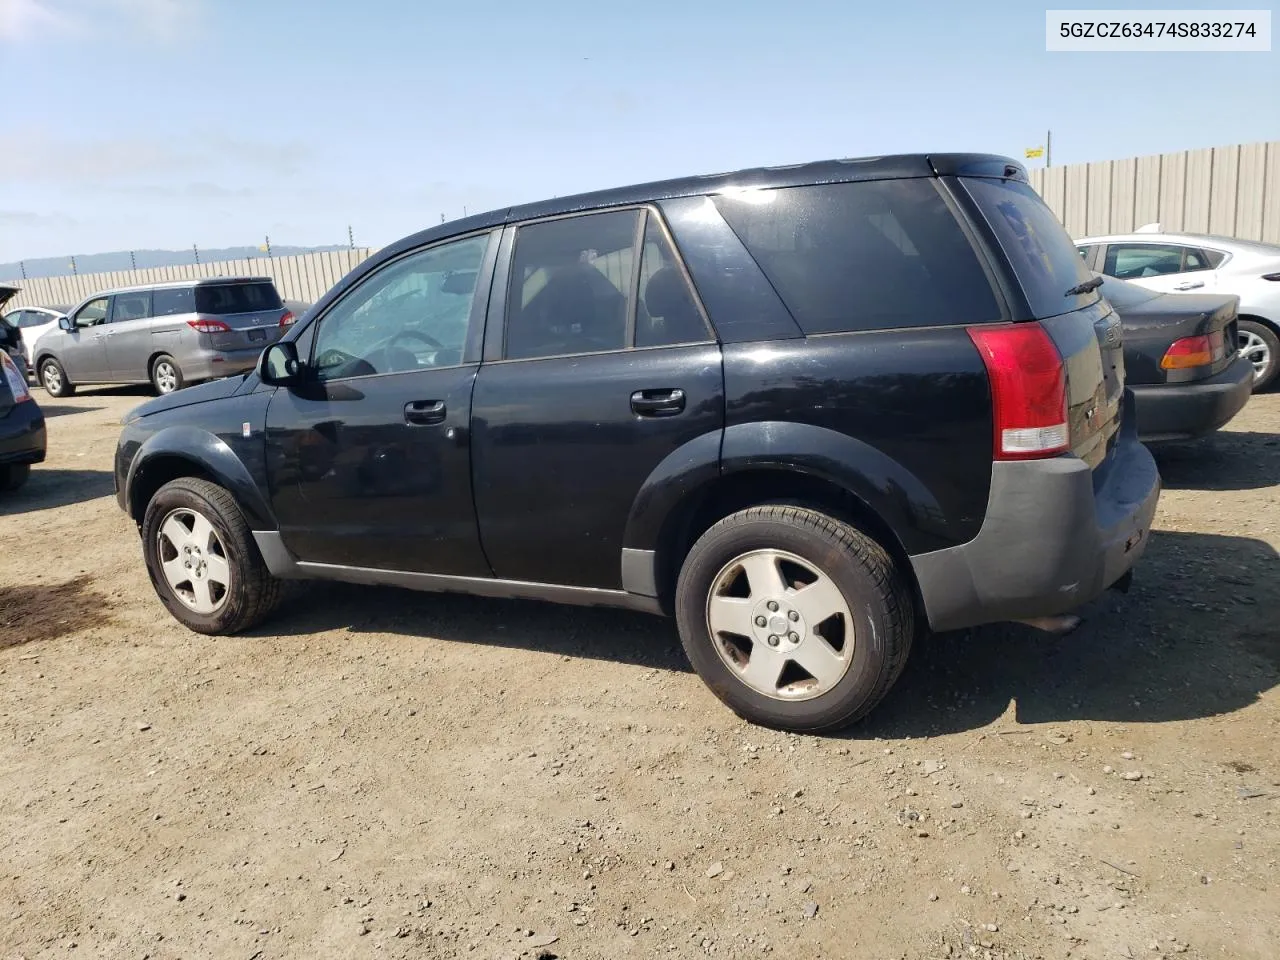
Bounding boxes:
[1,245,350,281]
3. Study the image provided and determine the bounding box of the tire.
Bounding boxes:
[675,505,914,733]
[141,477,281,635]
[1237,319,1279,392]
[151,354,184,395]
[39,358,75,397]
[0,463,31,491]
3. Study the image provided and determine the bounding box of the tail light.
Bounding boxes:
[1161,331,1226,369]
[967,322,1069,460]
[1,352,31,403]
[187,318,231,334]
[279,309,296,327]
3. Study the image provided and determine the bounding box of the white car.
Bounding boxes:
[0,304,71,375]
[1076,225,1280,391]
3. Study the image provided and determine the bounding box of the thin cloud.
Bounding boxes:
[0,0,201,42]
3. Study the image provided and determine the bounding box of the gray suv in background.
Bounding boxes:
[34,277,294,397]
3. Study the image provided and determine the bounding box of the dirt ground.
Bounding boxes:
[1,386,1277,960]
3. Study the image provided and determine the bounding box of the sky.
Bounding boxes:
[1,0,1277,263]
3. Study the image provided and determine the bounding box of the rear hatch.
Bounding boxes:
[959,176,1124,470]
[193,280,288,352]
[1097,275,1239,385]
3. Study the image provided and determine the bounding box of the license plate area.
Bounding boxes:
[248,328,267,342]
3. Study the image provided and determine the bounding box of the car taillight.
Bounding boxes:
[1161,331,1226,369]
[967,322,1069,460]
[187,318,231,334]
[1,352,31,403]
[279,309,295,327]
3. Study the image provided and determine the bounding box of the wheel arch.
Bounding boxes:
[126,426,274,530]
[1238,312,1280,335]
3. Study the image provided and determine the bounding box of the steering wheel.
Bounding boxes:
[388,329,443,350]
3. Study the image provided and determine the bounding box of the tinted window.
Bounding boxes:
[636,215,709,348]
[505,210,638,360]
[312,234,489,381]
[962,177,1098,318]
[1203,248,1227,268]
[713,180,1000,334]
[75,297,110,326]
[1104,243,1194,279]
[152,287,195,316]
[19,312,51,328]
[111,291,152,322]
[195,282,283,315]
[1097,273,1160,310]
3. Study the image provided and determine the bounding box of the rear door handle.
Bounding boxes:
[630,388,686,417]
[404,400,446,425]
[1174,280,1205,290]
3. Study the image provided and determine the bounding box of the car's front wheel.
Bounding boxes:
[39,358,74,397]
[1238,319,1278,392]
[674,504,914,732]
[141,477,281,634]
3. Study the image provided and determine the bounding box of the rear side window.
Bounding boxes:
[195,282,283,315]
[712,179,1000,334]
[962,177,1099,318]
[111,291,152,322]
[152,287,195,316]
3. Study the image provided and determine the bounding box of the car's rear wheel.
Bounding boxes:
[141,477,281,635]
[151,355,184,395]
[674,504,914,732]
[0,463,31,491]
[1238,319,1278,392]
[39,358,74,397]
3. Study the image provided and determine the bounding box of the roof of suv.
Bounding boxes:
[381,153,1027,257]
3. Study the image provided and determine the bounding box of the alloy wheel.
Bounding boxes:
[705,548,854,701]
[156,507,232,614]
[1239,329,1272,382]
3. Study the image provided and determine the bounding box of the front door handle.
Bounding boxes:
[630,388,686,417]
[1175,280,1205,291]
[404,400,446,425]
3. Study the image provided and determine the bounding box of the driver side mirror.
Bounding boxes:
[59,316,74,332]
[260,340,304,385]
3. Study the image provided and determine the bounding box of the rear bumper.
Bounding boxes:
[0,401,47,465]
[1132,356,1253,442]
[910,390,1160,632]
[183,347,265,382]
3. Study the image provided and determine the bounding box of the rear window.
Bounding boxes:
[712,179,1000,334]
[961,177,1100,318]
[195,282,283,315]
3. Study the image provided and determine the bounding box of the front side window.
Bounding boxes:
[111,291,152,323]
[715,179,1002,334]
[75,297,110,327]
[152,287,196,317]
[311,233,490,381]
[505,210,639,360]
[1104,243,1195,279]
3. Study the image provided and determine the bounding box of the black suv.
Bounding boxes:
[114,154,1160,732]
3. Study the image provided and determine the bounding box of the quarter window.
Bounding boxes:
[716,179,1003,334]
[505,210,639,360]
[152,287,196,316]
[311,233,490,381]
[75,297,110,327]
[635,216,710,348]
